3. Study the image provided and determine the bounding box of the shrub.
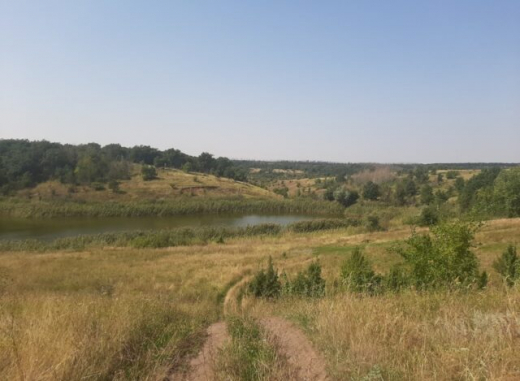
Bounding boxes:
[362,181,380,201]
[141,165,157,181]
[287,218,358,233]
[340,247,382,293]
[493,245,519,287]
[390,221,485,289]
[365,215,382,232]
[108,180,120,193]
[383,265,410,292]
[417,206,439,226]
[248,257,281,299]
[285,261,325,297]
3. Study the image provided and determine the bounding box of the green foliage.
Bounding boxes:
[493,245,519,287]
[390,221,484,289]
[284,261,326,297]
[287,218,358,233]
[365,215,382,232]
[489,167,520,217]
[341,247,381,293]
[248,257,282,299]
[0,197,344,218]
[459,168,500,211]
[420,185,434,205]
[0,139,246,190]
[454,177,465,192]
[141,165,157,181]
[446,170,459,179]
[383,265,410,292]
[417,206,439,226]
[273,186,289,198]
[362,181,381,201]
[108,180,120,193]
[334,189,359,207]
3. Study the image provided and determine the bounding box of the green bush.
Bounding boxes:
[248,257,281,299]
[141,165,157,181]
[493,245,519,287]
[390,221,486,289]
[340,247,382,293]
[287,218,358,233]
[383,265,410,292]
[417,206,439,226]
[365,215,382,232]
[284,261,325,297]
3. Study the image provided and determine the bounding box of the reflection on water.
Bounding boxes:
[0,214,320,241]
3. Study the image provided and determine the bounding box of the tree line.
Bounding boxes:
[0,139,247,194]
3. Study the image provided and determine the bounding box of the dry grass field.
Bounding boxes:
[17,166,276,202]
[1,219,519,380]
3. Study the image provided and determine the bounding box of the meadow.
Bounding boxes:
[1,218,519,380]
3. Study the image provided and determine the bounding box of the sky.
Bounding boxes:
[1,1,519,163]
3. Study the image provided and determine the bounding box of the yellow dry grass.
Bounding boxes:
[18,166,276,202]
[0,218,519,380]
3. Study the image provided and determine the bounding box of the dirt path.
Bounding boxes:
[260,317,329,381]
[166,322,229,381]
[167,258,330,380]
[223,275,252,316]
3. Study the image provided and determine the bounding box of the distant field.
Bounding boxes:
[17,166,276,202]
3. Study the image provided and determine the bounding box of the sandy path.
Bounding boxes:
[167,322,229,381]
[260,317,329,381]
[168,257,331,380]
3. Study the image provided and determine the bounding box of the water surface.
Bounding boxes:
[0,214,319,241]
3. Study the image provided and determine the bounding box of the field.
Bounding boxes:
[1,218,519,380]
[17,166,276,202]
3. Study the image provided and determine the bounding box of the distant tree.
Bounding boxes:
[362,181,380,201]
[198,152,216,173]
[455,177,465,193]
[394,183,408,206]
[493,245,519,287]
[437,173,444,183]
[420,185,434,205]
[182,162,192,173]
[141,165,157,181]
[404,179,417,197]
[446,170,459,179]
[414,167,429,183]
[334,189,359,207]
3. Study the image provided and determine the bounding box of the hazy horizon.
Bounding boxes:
[1,1,519,162]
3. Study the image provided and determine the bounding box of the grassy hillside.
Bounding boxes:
[17,166,276,202]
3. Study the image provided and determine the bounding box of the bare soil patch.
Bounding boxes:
[260,317,329,381]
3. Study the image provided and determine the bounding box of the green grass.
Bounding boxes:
[0,197,344,218]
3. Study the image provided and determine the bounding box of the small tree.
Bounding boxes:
[341,247,381,293]
[286,261,326,297]
[391,221,484,289]
[493,245,519,287]
[420,185,434,205]
[248,257,281,298]
[141,165,157,181]
[362,181,380,201]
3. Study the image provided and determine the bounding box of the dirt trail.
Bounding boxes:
[168,257,330,380]
[260,317,329,381]
[223,275,252,316]
[167,322,229,381]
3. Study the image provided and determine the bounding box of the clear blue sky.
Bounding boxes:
[1,1,519,163]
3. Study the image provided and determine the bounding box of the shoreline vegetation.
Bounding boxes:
[0,197,344,219]
[0,218,359,252]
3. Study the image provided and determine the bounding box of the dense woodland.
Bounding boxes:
[0,139,247,194]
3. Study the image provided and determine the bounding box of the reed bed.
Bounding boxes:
[0,197,343,218]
